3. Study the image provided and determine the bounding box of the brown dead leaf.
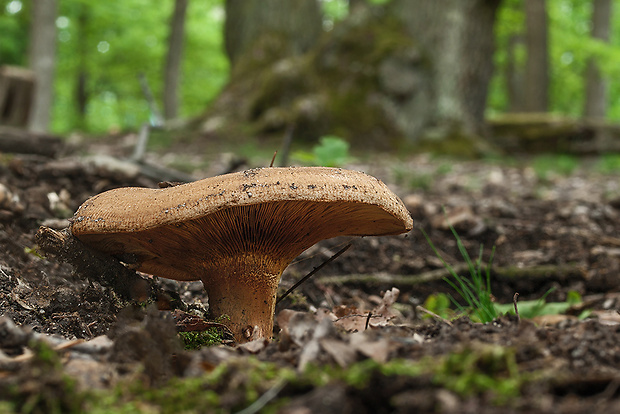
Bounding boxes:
[349,331,399,364]
[277,309,319,347]
[319,338,358,368]
[590,310,620,325]
[333,288,402,333]
[531,314,578,326]
[237,338,269,354]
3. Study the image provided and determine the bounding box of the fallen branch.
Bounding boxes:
[0,126,63,157]
[315,262,586,287]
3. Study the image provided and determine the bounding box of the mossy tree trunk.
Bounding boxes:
[163,0,188,121]
[524,0,549,113]
[202,0,503,156]
[584,0,611,119]
[224,0,323,74]
[388,0,501,153]
[28,0,58,133]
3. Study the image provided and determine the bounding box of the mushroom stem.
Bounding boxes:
[199,254,287,343]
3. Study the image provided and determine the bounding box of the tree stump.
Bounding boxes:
[0,66,35,128]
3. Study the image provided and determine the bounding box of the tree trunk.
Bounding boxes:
[584,0,611,119]
[524,0,549,112]
[75,5,89,130]
[389,0,501,147]
[28,0,57,133]
[163,0,188,121]
[224,0,322,71]
[506,34,525,112]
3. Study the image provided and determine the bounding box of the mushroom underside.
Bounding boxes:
[74,200,410,342]
[74,200,409,281]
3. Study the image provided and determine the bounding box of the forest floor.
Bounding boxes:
[0,135,619,413]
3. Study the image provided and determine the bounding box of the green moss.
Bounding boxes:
[597,153,620,173]
[417,125,498,158]
[433,344,525,402]
[0,341,86,414]
[531,154,579,181]
[0,341,539,413]
[179,329,224,350]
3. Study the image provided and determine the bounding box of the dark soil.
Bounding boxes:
[1,142,619,413]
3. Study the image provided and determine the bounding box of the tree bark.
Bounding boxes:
[389,0,501,142]
[0,126,62,157]
[163,0,188,121]
[28,0,57,133]
[224,0,322,71]
[584,0,611,119]
[524,0,549,112]
[506,34,525,112]
[74,5,89,130]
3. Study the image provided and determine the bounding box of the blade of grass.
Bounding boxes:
[421,226,498,323]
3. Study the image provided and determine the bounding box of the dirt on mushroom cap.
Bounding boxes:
[70,167,413,236]
[69,167,413,284]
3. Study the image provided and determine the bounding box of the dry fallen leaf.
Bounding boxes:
[333,288,401,332]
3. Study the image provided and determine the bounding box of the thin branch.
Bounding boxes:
[416,305,453,327]
[276,243,352,305]
[513,292,520,323]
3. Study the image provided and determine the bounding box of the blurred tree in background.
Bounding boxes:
[1,0,227,133]
[163,0,188,121]
[584,0,611,118]
[28,0,57,132]
[1,0,619,151]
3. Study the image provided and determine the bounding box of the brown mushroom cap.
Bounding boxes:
[70,166,413,341]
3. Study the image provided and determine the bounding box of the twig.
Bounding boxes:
[513,292,520,323]
[131,123,150,162]
[416,305,453,327]
[269,151,277,167]
[235,380,287,414]
[276,243,352,305]
[365,311,372,330]
[316,263,586,287]
[138,72,163,127]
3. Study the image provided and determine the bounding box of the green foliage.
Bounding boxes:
[422,226,498,323]
[392,162,452,191]
[179,329,223,350]
[423,225,587,323]
[422,292,455,320]
[495,289,589,320]
[596,153,620,173]
[1,340,85,414]
[88,358,296,414]
[433,344,524,401]
[0,346,535,412]
[531,154,579,181]
[41,0,228,133]
[0,0,30,65]
[488,0,620,120]
[293,135,352,167]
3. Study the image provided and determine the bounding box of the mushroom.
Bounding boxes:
[70,167,413,343]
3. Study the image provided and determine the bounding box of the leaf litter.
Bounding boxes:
[0,148,619,412]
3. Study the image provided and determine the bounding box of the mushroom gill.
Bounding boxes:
[71,167,413,343]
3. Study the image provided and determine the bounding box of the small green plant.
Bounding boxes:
[531,154,579,181]
[392,163,452,191]
[433,344,524,401]
[293,136,352,167]
[495,289,588,319]
[596,154,620,174]
[421,225,497,323]
[179,328,224,350]
[422,293,455,320]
